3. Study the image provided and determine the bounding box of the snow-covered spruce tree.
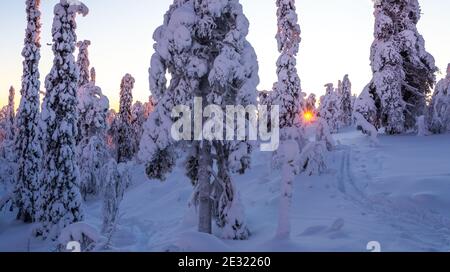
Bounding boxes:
[0,97,16,190]
[78,135,110,198]
[258,90,272,106]
[90,67,96,85]
[76,53,110,198]
[77,78,103,142]
[257,90,275,134]
[272,0,305,130]
[77,82,110,197]
[298,140,327,176]
[140,0,258,240]
[353,85,379,142]
[0,86,16,145]
[354,84,379,131]
[428,64,450,134]
[76,40,91,88]
[106,109,117,157]
[369,0,406,134]
[398,0,437,129]
[75,40,91,144]
[270,0,306,239]
[318,83,340,133]
[14,0,43,223]
[102,159,125,235]
[116,74,135,163]
[351,94,357,111]
[143,96,155,119]
[6,86,15,141]
[305,93,316,115]
[0,86,16,159]
[0,109,7,144]
[316,117,336,152]
[362,0,437,134]
[38,0,88,239]
[339,75,352,127]
[0,86,17,194]
[141,110,177,183]
[131,101,146,156]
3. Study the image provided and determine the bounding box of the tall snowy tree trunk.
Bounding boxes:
[198,141,212,234]
[276,139,298,239]
[276,160,294,239]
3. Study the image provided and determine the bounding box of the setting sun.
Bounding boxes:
[303,111,315,123]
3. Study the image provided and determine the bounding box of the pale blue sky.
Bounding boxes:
[1,0,450,109]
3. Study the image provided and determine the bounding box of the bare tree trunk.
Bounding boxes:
[211,142,226,226]
[198,141,212,234]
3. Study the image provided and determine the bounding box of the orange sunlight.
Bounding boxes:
[303,111,315,124]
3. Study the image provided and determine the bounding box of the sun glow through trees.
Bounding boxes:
[303,110,315,124]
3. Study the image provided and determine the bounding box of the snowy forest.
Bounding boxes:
[0,0,450,252]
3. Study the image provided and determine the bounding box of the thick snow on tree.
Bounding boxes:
[298,141,327,176]
[339,75,352,127]
[362,0,437,134]
[0,92,17,192]
[58,222,103,252]
[417,115,431,137]
[0,109,7,144]
[13,0,43,223]
[354,85,379,142]
[90,67,96,85]
[268,1,328,239]
[305,93,316,114]
[6,86,15,141]
[78,136,110,198]
[131,101,147,157]
[106,109,118,157]
[276,138,299,239]
[76,40,91,87]
[319,83,340,133]
[416,115,430,137]
[351,94,357,112]
[38,0,88,238]
[140,0,258,240]
[117,74,135,163]
[0,86,16,162]
[77,84,109,141]
[428,64,450,134]
[258,90,275,133]
[102,159,125,235]
[354,112,379,144]
[143,96,155,119]
[272,0,305,130]
[354,84,378,130]
[139,97,175,180]
[315,117,336,152]
[397,0,437,129]
[0,86,16,152]
[77,83,110,197]
[258,90,272,106]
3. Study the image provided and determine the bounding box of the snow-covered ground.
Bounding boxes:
[1,129,450,252]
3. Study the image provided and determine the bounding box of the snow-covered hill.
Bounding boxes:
[1,129,450,252]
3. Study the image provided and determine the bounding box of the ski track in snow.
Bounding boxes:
[336,140,450,251]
